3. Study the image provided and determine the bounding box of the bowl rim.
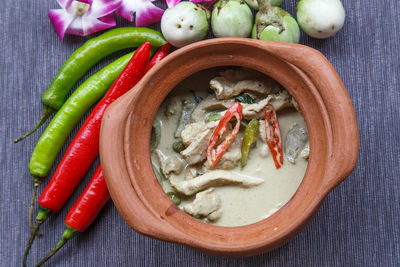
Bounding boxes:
[100,38,359,256]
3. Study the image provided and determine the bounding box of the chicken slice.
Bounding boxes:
[155,150,184,178]
[181,121,218,146]
[241,90,293,119]
[209,69,281,100]
[183,188,222,222]
[184,166,201,180]
[180,127,214,165]
[171,170,264,196]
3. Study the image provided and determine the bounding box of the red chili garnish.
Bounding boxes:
[265,104,283,169]
[207,102,242,168]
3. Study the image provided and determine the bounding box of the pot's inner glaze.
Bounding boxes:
[150,67,309,227]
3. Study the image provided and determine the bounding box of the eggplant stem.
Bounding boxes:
[14,106,54,143]
[23,220,44,267]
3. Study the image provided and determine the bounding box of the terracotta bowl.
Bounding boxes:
[99,38,359,257]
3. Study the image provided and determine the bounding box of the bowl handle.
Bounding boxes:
[254,41,359,193]
[100,88,189,242]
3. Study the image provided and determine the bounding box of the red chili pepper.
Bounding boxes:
[23,42,169,266]
[37,42,151,214]
[35,165,109,266]
[207,102,242,168]
[35,44,171,265]
[265,104,283,169]
[147,43,170,70]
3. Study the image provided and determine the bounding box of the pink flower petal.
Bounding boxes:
[66,14,116,36]
[135,1,164,26]
[116,1,135,21]
[90,0,122,18]
[190,0,217,8]
[165,0,180,8]
[98,13,116,24]
[49,9,76,40]
[49,0,120,40]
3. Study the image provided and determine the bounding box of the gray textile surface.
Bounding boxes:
[1,0,399,266]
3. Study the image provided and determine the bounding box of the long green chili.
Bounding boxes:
[15,27,165,142]
[27,50,158,226]
[29,51,141,178]
[241,119,259,168]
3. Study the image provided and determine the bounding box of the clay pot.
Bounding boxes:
[99,38,359,257]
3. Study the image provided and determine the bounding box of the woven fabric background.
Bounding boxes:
[1,0,399,266]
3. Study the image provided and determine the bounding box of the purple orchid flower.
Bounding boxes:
[116,0,217,27]
[116,0,164,27]
[49,0,121,40]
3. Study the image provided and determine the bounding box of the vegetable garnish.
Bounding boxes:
[241,119,259,168]
[35,165,110,267]
[24,42,163,267]
[264,104,283,169]
[26,51,138,233]
[48,0,122,40]
[116,0,164,26]
[207,102,242,168]
[14,27,165,143]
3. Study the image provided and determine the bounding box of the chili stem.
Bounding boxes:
[29,182,40,232]
[14,106,54,143]
[23,220,44,267]
[35,239,67,267]
[35,227,77,267]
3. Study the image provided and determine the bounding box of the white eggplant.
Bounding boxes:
[211,0,253,38]
[252,0,300,43]
[161,2,210,47]
[296,0,345,39]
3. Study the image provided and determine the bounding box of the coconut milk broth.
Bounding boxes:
[151,67,308,227]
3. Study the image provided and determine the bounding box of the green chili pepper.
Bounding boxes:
[15,27,165,143]
[235,93,255,104]
[172,140,186,153]
[166,192,181,205]
[29,52,141,179]
[241,119,259,168]
[151,119,161,152]
[27,51,149,233]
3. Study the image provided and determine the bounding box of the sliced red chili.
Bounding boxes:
[265,104,284,169]
[207,102,242,168]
